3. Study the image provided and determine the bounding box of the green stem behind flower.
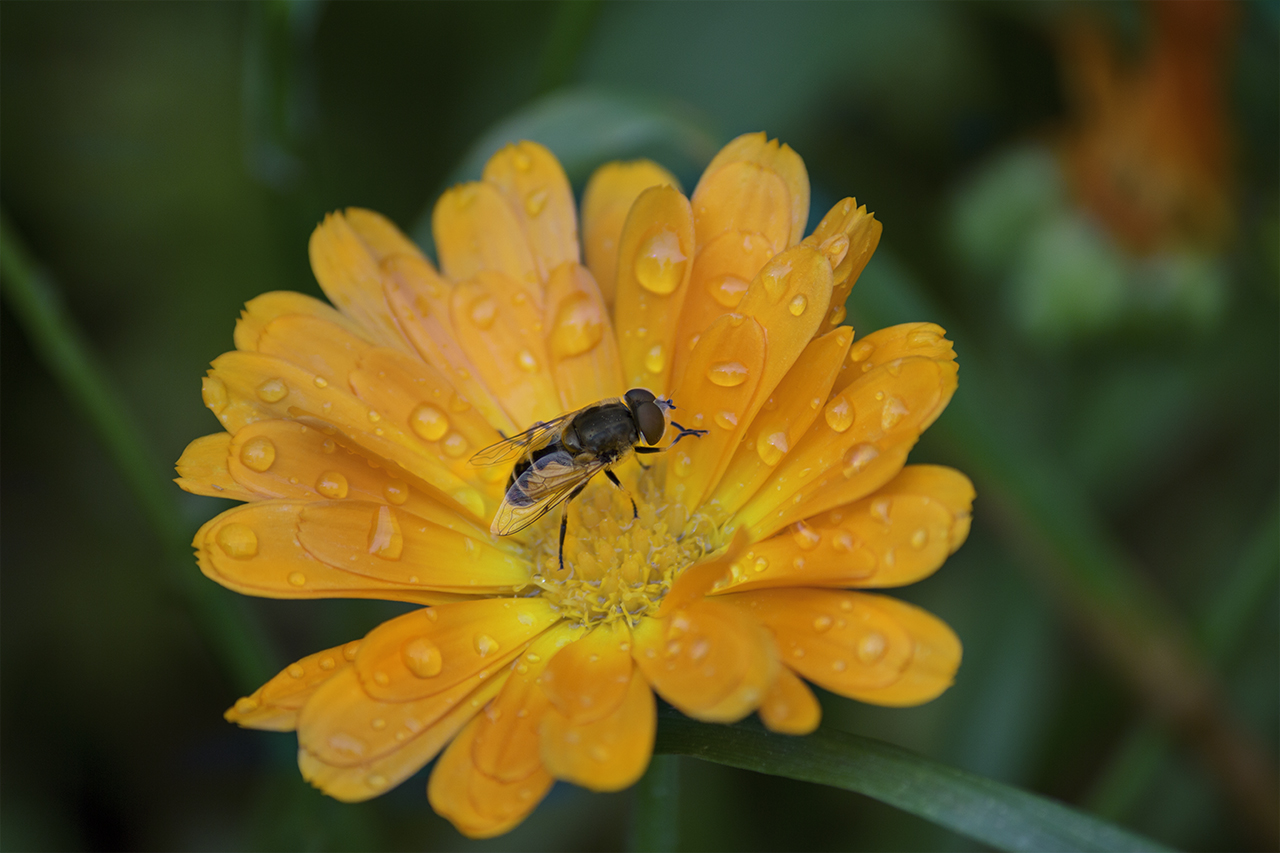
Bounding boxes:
[631,753,681,853]
[0,209,275,693]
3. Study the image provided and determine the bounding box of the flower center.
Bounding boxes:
[522,466,716,627]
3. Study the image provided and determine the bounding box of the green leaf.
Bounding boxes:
[412,87,721,249]
[655,710,1174,853]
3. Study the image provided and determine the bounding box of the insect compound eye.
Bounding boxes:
[624,388,656,410]
[635,400,666,446]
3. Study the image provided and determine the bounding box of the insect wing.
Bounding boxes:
[490,450,604,535]
[469,413,575,467]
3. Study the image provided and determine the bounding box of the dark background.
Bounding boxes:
[2,2,1277,850]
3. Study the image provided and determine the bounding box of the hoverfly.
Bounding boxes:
[469,388,708,571]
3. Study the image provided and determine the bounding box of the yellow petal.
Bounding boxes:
[429,712,554,839]
[225,641,355,731]
[544,262,626,411]
[734,349,958,540]
[203,350,485,519]
[343,206,426,262]
[194,501,481,603]
[613,185,696,395]
[297,501,530,591]
[712,465,973,594]
[581,159,680,307]
[697,132,810,249]
[673,133,810,372]
[482,141,580,280]
[298,662,508,768]
[308,211,413,350]
[722,589,961,707]
[631,599,777,723]
[758,665,821,735]
[379,252,518,435]
[433,181,540,295]
[224,419,494,540]
[234,290,370,352]
[673,245,834,509]
[539,622,632,725]
[347,345,506,502]
[300,667,509,803]
[835,323,956,396]
[253,313,371,389]
[663,313,766,512]
[710,326,852,517]
[801,198,882,329]
[472,624,584,782]
[449,271,561,428]
[540,664,655,791]
[354,599,560,702]
[175,432,256,501]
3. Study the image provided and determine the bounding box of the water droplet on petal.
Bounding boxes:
[202,377,228,413]
[831,659,848,672]
[410,404,449,442]
[321,439,336,454]
[515,349,539,373]
[367,505,403,560]
[756,431,788,465]
[812,615,833,633]
[708,274,749,308]
[634,229,686,295]
[760,260,792,300]
[367,773,388,789]
[832,531,855,552]
[714,411,738,429]
[442,432,469,458]
[288,571,306,587]
[240,436,277,472]
[313,375,328,388]
[384,479,409,505]
[256,378,287,403]
[690,638,710,661]
[673,453,693,477]
[469,295,497,329]
[524,188,548,216]
[316,471,349,499]
[451,487,485,518]
[788,294,808,316]
[288,663,305,678]
[908,327,942,347]
[791,521,821,550]
[828,305,847,326]
[870,498,892,525]
[824,397,854,433]
[474,634,498,657]
[822,234,850,267]
[881,396,909,430]
[343,642,360,660]
[235,696,259,714]
[849,340,875,363]
[216,524,258,559]
[320,656,335,670]
[858,632,886,663]
[843,444,880,476]
[402,637,443,678]
[644,344,666,374]
[550,293,604,358]
[707,361,748,387]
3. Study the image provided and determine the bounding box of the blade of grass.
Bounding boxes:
[0,209,274,692]
[655,709,1173,853]
[849,250,1280,847]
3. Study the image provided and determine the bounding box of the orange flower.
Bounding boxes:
[177,133,972,838]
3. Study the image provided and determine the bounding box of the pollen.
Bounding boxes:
[523,466,716,626]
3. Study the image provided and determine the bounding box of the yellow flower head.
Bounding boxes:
[177,133,973,837]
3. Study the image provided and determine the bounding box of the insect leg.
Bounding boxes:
[604,469,639,519]
[669,420,709,446]
[558,480,591,575]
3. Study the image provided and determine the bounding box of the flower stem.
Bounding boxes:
[0,208,275,692]
[631,753,680,852]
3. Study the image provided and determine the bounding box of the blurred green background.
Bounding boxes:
[2,1,1277,850]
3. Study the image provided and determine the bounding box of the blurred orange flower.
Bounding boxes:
[177,133,972,837]
[1060,0,1237,254]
